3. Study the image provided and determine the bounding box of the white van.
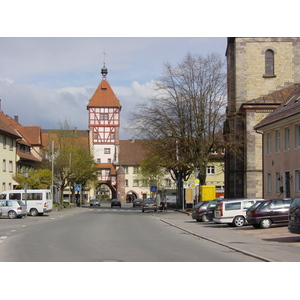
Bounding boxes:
[213,198,262,227]
[0,190,53,216]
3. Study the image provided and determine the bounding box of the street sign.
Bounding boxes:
[150,186,157,193]
[74,184,81,191]
[194,178,200,185]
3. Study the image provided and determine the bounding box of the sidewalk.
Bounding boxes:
[156,210,300,262]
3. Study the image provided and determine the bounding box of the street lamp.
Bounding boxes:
[24,170,28,214]
[194,168,200,204]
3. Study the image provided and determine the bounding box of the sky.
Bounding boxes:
[0,37,227,139]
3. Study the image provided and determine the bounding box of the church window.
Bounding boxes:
[264,49,275,76]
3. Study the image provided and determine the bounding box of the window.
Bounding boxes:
[3,137,6,149]
[285,127,290,151]
[2,159,6,172]
[133,167,139,174]
[125,180,128,187]
[225,202,241,210]
[207,166,215,175]
[242,201,255,209]
[295,124,300,149]
[267,173,272,193]
[9,161,13,173]
[266,132,272,154]
[133,180,139,187]
[275,172,281,193]
[104,148,110,154]
[265,49,275,76]
[295,170,300,193]
[123,166,128,174]
[100,113,109,120]
[165,179,171,187]
[275,129,280,153]
[96,158,101,164]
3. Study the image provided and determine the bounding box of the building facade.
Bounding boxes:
[225,37,300,199]
[255,84,300,199]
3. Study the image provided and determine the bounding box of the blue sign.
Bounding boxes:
[74,184,81,191]
[150,186,157,193]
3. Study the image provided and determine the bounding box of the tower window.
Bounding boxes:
[264,49,275,77]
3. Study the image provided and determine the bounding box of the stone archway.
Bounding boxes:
[126,191,138,203]
[96,183,117,201]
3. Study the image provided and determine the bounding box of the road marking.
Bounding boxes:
[0,236,8,240]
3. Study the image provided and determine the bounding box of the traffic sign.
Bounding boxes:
[74,184,81,191]
[150,186,157,193]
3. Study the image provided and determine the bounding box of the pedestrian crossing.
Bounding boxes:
[92,208,141,213]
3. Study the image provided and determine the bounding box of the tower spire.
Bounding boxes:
[101,51,108,80]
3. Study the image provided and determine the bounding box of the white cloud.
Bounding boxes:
[0,77,158,139]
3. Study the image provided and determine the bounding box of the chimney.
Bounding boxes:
[14,114,19,123]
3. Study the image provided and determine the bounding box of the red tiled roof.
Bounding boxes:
[87,80,122,109]
[16,126,42,145]
[255,84,300,129]
[245,84,299,105]
[119,139,148,165]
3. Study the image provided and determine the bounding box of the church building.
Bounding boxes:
[224,37,300,199]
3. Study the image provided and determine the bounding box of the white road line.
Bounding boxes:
[0,236,8,240]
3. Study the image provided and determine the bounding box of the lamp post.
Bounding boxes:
[194,168,200,204]
[24,170,28,214]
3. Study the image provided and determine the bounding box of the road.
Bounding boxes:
[0,203,261,262]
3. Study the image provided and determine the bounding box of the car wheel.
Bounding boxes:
[233,216,245,227]
[30,208,39,217]
[8,210,17,219]
[202,214,209,222]
[260,218,272,229]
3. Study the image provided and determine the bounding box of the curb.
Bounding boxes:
[158,217,272,262]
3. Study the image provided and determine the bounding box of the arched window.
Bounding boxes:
[265,49,274,76]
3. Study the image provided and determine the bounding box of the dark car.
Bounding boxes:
[90,199,100,207]
[192,201,214,222]
[132,199,143,207]
[288,197,300,234]
[246,198,291,229]
[111,199,121,207]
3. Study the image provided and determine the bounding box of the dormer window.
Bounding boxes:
[264,49,275,77]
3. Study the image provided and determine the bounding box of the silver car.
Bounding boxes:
[0,199,27,219]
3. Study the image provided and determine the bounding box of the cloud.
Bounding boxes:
[0,77,157,139]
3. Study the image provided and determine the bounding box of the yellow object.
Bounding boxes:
[201,185,216,201]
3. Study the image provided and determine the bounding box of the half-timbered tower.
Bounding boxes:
[87,63,122,199]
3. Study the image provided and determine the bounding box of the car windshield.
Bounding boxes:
[248,201,264,210]
[145,200,154,203]
[291,197,300,208]
[17,200,25,206]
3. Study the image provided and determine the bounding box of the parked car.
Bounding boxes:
[90,199,100,207]
[213,198,260,227]
[192,201,216,222]
[288,197,300,234]
[142,199,157,212]
[246,198,291,229]
[111,199,121,207]
[0,199,27,219]
[0,206,2,217]
[133,199,143,207]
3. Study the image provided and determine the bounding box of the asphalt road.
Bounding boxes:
[0,203,261,262]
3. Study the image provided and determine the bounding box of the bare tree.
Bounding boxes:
[129,52,226,205]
